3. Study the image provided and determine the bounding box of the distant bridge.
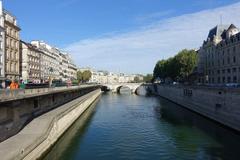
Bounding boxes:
[101,83,143,93]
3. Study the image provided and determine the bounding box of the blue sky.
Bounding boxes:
[4,0,240,74]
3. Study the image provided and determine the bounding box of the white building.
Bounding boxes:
[58,53,77,81]
[31,41,77,83]
[20,41,41,83]
[31,41,60,82]
[0,1,5,85]
[59,53,69,81]
[87,69,137,84]
[66,54,77,80]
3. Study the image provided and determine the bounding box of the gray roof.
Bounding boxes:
[207,25,229,40]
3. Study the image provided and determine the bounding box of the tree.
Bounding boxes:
[133,76,141,83]
[143,74,153,83]
[77,70,92,83]
[175,49,198,80]
[82,70,92,82]
[153,49,198,83]
[77,71,83,83]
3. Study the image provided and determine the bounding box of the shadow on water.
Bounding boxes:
[42,96,101,160]
[154,97,240,160]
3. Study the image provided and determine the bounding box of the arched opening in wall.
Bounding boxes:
[101,86,110,92]
[135,85,148,96]
[117,86,131,94]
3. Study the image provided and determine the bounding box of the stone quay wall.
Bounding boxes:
[150,84,240,132]
[0,89,101,160]
[0,85,100,142]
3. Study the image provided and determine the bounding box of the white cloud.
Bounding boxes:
[65,2,240,74]
[135,10,175,23]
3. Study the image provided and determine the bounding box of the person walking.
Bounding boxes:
[10,81,15,90]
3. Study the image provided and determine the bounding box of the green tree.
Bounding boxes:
[133,76,141,83]
[175,49,198,80]
[153,49,198,82]
[77,71,83,83]
[143,74,153,83]
[82,70,92,82]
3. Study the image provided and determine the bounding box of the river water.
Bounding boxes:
[43,92,240,160]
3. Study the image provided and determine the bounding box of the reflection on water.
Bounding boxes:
[119,86,131,94]
[43,97,100,160]
[42,93,240,160]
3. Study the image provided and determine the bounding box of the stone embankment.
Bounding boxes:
[0,88,101,160]
[0,85,99,142]
[149,84,240,132]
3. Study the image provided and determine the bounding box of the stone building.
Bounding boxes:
[31,41,77,82]
[59,53,69,81]
[20,41,41,83]
[87,69,136,84]
[0,1,5,85]
[198,24,240,84]
[65,54,77,80]
[31,41,59,82]
[4,10,20,81]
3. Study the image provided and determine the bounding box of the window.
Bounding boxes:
[217,70,220,74]
[0,68,2,76]
[227,57,230,64]
[227,77,231,83]
[222,69,225,74]
[223,59,225,65]
[0,55,2,64]
[218,77,221,83]
[233,56,236,63]
[233,68,237,73]
[233,76,237,83]
[227,69,231,73]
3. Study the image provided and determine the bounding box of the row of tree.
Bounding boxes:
[153,49,198,82]
[133,74,153,83]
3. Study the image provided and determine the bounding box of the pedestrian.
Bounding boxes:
[15,80,19,89]
[10,81,15,90]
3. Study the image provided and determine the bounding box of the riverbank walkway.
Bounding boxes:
[0,89,100,160]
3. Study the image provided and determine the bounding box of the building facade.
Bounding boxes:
[4,10,20,81]
[31,41,59,82]
[20,41,41,83]
[86,68,137,84]
[31,41,77,83]
[0,1,5,85]
[198,24,240,84]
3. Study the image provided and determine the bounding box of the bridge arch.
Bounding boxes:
[101,83,143,94]
[116,85,132,93]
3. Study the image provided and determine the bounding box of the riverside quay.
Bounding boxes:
[1,1,240,160]
[0,83,240,160]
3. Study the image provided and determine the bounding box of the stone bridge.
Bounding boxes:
[101,83,143,93]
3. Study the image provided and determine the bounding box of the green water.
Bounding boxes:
[43,93,240,160]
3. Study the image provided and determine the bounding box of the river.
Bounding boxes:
[43,91,240,160]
